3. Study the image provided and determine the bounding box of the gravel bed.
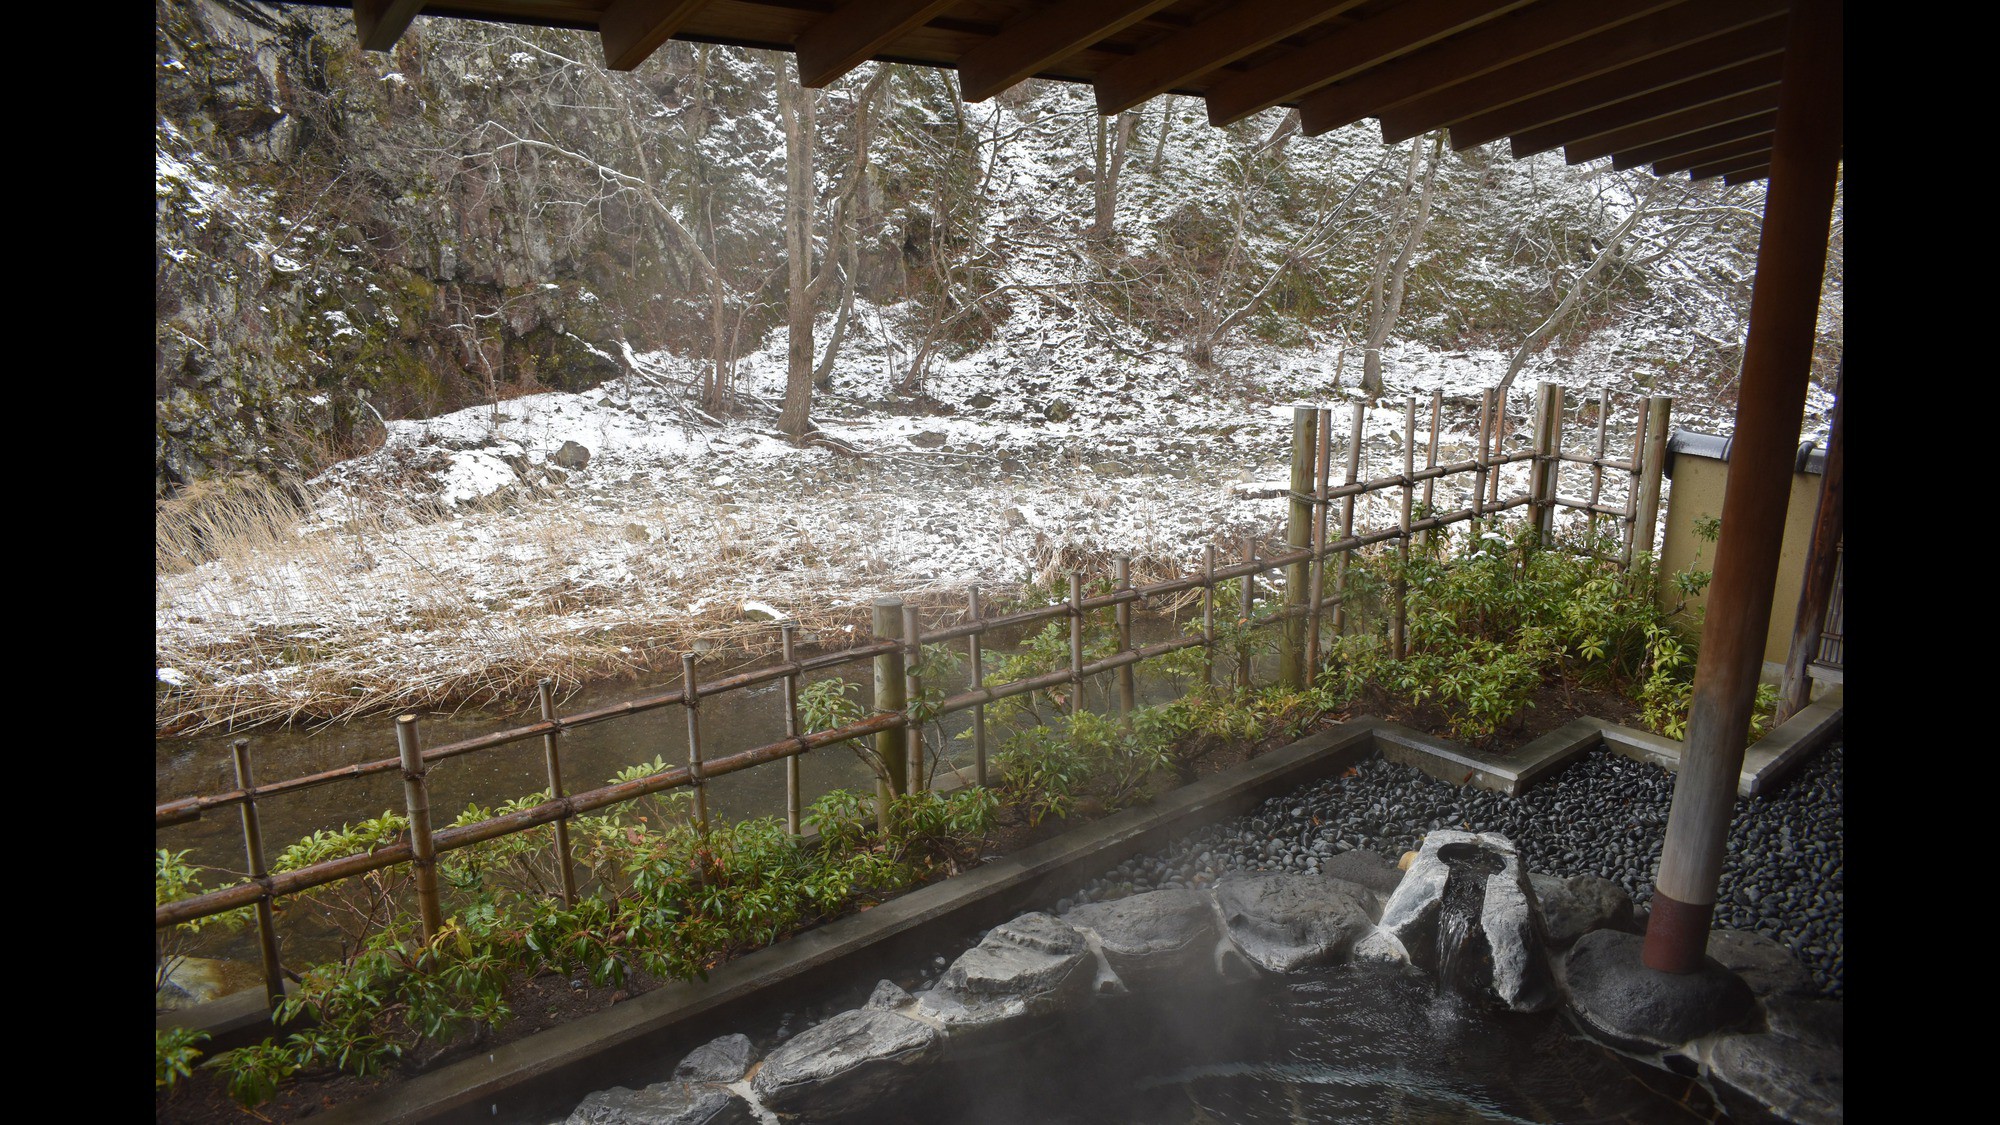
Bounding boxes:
[1056,741,1844,999]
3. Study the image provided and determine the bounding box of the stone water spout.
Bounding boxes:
[1356,830,1556,1012]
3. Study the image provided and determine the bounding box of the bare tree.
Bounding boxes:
[1358,131,1444,398]
[1090,109,1137,241]
[776,57,890,439]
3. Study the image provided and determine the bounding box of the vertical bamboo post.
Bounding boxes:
[1587,384,1610,546]
[1530,380,1561,541]
[231,739,287,1014]
[1068,572,1086,716]
[536,680,578,905]
[1305,405,1332,676]
[1632,395,1673,558]
[903,602,926,794]
[1488,388,1506,509]
[1114,558,1136,727]
[1474,388,1493,521]
[681,654,708,828]
[1330,401,1365,635]
[1422,388,1442,533]
[1392,395,1416,659]
[872,596,907,819]
[1281,405,1317,689]
[967,587,987,787]
[394,715,443,941]
[1777,366,1843,722]
[1236,543,1255,694]
[1201,543,1217,687]
[1620,391,1650,569]
[780,624,803,835]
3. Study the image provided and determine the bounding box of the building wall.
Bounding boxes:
[1656,453,1827,667]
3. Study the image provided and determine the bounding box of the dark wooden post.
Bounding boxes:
[967,587,988,786]
[1392,395,1416,659]
[231,739,287,1013]
[873,596,907,821]
[536,680,579,904]
[1201,543,1217,687]
[394,714,443,940]
[1530,381,1562,541]
[903,602,926,793]
[1645,0,1843,975]
[1068,572,1086,715]
[1474,388,1493,522]
[1632,395,1673,559]
[1329,402,1365,634]
[681,654,708,827]
[1777,364,1843,723]
[1114,557,1137,725]
[780,624,803,835]
[1236,543,1255,694]
[1282,405,1317,688]
[1305,406,1333,675]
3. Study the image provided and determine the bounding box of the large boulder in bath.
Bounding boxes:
[1211,872,1376,973]
[1528,871,1634,947]
[915,912,1097,1053]
[748,1007,943,1118]
[1061,888,1222,990]
[1358,831,1557,1012]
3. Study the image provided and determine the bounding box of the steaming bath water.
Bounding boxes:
[863,962,1719,1124]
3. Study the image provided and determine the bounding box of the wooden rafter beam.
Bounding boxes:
[797,1,959,88]
[1656,132,1774,176]
[1375,0,1786,144]
[1607,109,1775,168]
[957,0,1178,104]
[1686,150,1772,180]
[1498,48,1784,157]
[1202,0,1534,127]
[356,0,425,52]
[1722,164,1772,185]
[1092,0,1366,116]
[1299,0,1682,137]
[1561,85,1779,164]
[600,0,711,72]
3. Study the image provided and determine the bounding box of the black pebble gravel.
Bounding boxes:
[1060,742,1843,1000]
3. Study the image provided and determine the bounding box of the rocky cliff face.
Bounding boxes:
[156,0,767,492]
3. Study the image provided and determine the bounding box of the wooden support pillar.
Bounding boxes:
[872,596,907,824]
[1777,363,1843,723]
[1281,406,1316,689]
[1645,0,1842,975]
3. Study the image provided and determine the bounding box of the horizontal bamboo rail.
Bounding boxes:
[157,383,1663,943]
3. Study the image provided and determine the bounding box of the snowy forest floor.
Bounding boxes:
[154,316,1831,737]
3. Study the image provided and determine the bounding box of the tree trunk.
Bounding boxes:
[777,61,818,439]
[1148,95,1174,175]
[1091,110,1136,241]
[1360,133,1442,398]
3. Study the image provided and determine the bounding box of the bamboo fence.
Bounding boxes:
[156,382,1671,1012]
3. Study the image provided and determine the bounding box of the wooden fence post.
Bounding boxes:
[1330,401,1365,635]
[1202,543,1217,687]
[394,714,443,941]
[1632,395,1673,558]
[1068,572,1086,715]
[1281,406,1316,689]
[1114,557,1136,726]
[1587,384,1610,546]
[1305,405,1332,676]
[780,624,803,835]
[1237,543,1255,694]
[681,654,708,828]
[873,596,907,822]
[1531,380,1562,541]
[231,739,287,1014]
[1475,388,1493,522]
[1422,389,1442,544]
[1393,395,1416,659]
[536,680,578,905]
[967,586,987,786]
[903,602,926,794]
[1778,366,1842,722]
